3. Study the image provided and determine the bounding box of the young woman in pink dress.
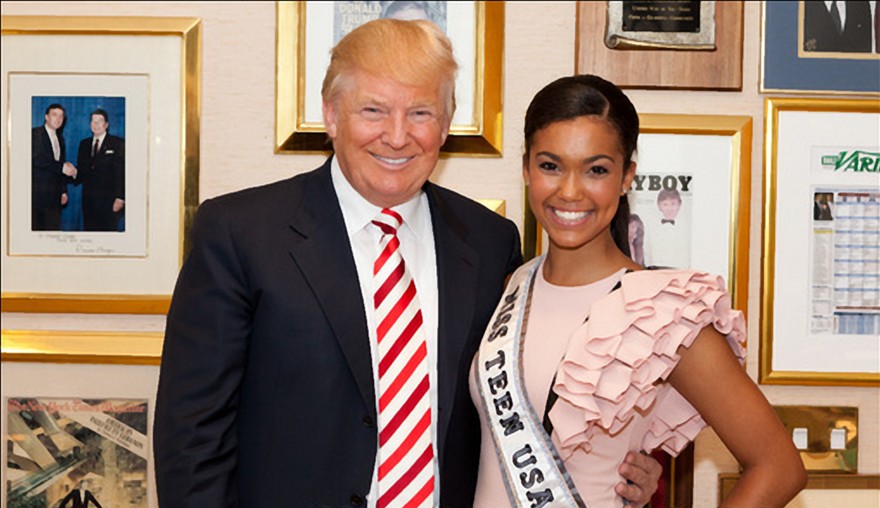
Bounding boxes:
[469,75,806,508]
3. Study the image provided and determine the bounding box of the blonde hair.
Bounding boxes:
[321,19,458,117]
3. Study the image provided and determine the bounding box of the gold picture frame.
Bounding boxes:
[719,473,879,505]
[275,1,503,156]
[525,114,752,315]
[1,16,201,315]
[1,329,162,365]
[760,97,880,386]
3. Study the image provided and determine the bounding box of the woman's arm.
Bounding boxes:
[668,326,807,508]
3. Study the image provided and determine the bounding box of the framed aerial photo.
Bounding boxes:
[0,16,201,314]
[761,97,880,386]
[761,1,880,94]
[576,1,744,90]
[275,1,504,155]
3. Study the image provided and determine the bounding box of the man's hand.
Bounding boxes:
[112,198,124,212]
[62,162,77,179]
[61,192,68,206]
[615,451,663,507]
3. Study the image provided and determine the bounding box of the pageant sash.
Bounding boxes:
[475,257,587,508]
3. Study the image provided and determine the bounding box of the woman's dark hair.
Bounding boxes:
[523,74,639,256]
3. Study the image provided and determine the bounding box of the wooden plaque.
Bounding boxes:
[576,1,743,90]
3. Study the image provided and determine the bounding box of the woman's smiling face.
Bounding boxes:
[523,115,635,253]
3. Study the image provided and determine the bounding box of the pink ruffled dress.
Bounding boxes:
[469,263,746,508]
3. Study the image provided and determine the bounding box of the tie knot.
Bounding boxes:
[372,208,403,235]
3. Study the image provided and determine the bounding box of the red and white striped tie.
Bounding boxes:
[372,208,435,508]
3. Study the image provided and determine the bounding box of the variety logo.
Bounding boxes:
[820,150,880,172]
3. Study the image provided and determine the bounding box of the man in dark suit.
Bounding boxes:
[31,103,77,231]
[154,19,660,508]
[803,0,873,53]
[76,109,125,231]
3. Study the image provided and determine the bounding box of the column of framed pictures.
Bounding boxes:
[1,16,201,508]
[759,0,878,390]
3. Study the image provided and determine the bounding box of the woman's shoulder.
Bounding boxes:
[548,266,747,458]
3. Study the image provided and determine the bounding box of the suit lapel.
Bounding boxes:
[426,184,478,456]
[286,161,376,416]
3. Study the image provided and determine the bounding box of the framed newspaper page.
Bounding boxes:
[2,362,158,506]
[0,16,201,315]
[761,98,880,386]
[761,1,880,95]
[275,1,504,155]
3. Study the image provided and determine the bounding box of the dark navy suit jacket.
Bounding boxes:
[154,159,522,507]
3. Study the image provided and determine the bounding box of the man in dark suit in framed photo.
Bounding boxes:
[803,0,873,53]
[31,103,77,231]
[76,108,125,232]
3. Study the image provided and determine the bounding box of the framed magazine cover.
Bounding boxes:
[275,1,504,155]
[0,16,201,315]
[761,0,880,95]
[760,97,880,386]
[1,361,159,507]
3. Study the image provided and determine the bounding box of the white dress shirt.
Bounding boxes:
[331,157,440,507]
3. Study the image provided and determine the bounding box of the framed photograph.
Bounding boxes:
[760,98,880,386]
[575,1,743,90]
[1,16,201,314]
[761,1,880,95]
[275,1,504,155]
[1,361,160,507]
[719,473,880,507]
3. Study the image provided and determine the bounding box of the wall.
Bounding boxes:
[2,2,878,507]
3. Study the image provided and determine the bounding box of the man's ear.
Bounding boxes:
[322,99,338,139]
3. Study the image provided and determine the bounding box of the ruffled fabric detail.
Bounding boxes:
[548,270,746,459]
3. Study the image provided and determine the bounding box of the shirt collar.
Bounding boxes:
[94,132,107,143]
[330,156,428,239]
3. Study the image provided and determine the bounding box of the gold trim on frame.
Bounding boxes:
[1,329,163,365]
[760,97,880,387]
[476,199,506,217]
[1,15,201,315]
[719,473,880,501]
[274,1,504,156]
[524,114,752,316]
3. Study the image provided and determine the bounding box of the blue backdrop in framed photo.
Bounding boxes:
[762,1,880,94]
[31,96,126,232]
